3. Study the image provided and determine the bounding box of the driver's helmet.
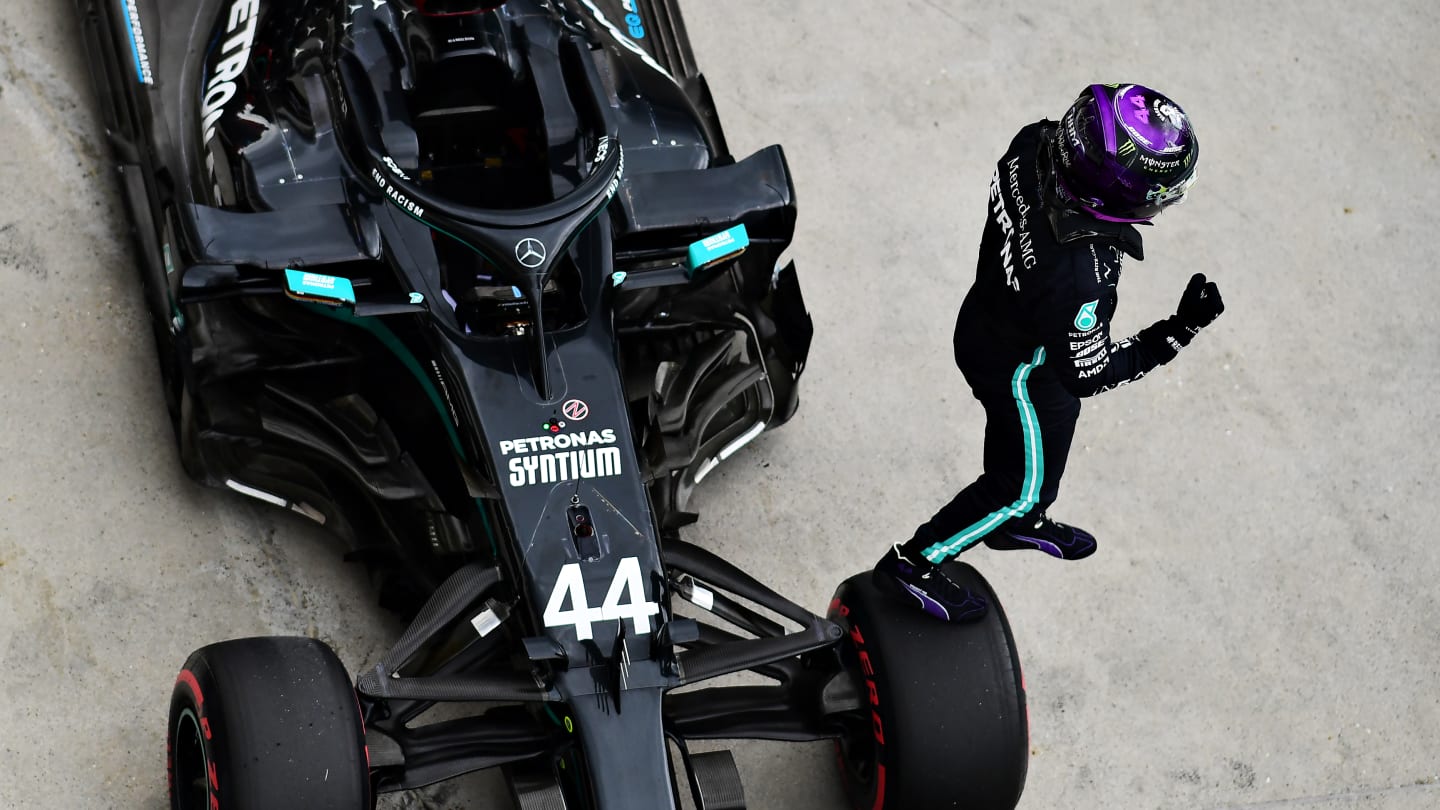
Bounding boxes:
[1049,83,1198,222]
[401,0,507,14]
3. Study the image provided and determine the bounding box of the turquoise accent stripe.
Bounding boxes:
[923,347,1047,563]
[300,301,498,555]
[302,302,463,452]
[118,1,147,83]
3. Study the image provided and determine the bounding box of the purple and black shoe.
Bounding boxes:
[872,545,988,623]
[985,513,1097,560]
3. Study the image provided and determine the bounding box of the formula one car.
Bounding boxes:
[77,0,1029,807]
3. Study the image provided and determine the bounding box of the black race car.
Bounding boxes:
[76,0,1029,807]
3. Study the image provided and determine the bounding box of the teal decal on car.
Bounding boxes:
[622,0,646,37]
[284,269,357,306]
[686,224,750,278]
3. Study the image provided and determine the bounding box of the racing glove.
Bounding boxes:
[1176,273,1224,335]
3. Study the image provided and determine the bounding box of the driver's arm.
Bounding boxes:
[1042,257,1193,398]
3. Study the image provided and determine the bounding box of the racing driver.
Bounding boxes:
[875,83,1225,622]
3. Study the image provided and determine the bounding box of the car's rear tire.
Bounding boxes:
[167,636,371,810]
[828,564,1028,810]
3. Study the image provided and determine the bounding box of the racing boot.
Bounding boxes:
[872,545,988,623]
[984,512,1097,560]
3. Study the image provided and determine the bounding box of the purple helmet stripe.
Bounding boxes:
[1090,84,1117,153]
[1055,174,1154,223]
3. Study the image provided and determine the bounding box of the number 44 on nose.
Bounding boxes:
[542,556,662,641]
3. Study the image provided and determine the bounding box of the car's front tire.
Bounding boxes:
[167,636,371,810]
[829,564,1029,809]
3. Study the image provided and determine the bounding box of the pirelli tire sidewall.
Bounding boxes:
[828,567,1029,810]
[167,637,371,810]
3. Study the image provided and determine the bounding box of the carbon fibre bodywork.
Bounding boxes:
[77,0,845,807]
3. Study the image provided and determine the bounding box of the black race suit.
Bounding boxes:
[913,121,1197,564]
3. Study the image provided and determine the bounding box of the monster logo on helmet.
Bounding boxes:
[1050,83,1199,223]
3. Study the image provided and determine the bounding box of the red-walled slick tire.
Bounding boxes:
[829,564,1029,810]
[167,636,371,810]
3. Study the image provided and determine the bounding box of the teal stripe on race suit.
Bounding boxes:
[922,346,1046,563]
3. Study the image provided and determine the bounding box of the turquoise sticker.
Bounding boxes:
[687,224,750,276]
[611,271,628,287]
[408,292,425,305]
[1074,300,1099,331]
[284,269,356,305]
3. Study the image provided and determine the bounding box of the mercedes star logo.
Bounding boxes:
[515,238,547,268]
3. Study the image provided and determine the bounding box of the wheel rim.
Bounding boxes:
[172,708,209,810]
[835,715,880,802]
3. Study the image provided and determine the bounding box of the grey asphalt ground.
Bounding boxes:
[2,1,1438,808]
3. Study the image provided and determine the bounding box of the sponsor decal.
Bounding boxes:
[1073,300,1099,331]
[1106,246,1124,281]
[687,224,749,275]
[515,238,547,268]
[284,269,357,305]
[1073,341,1107,362]
[1154,99,1185,130]
[382,155,411,180]
[429,360,461,426]
[1005,156,1038,270]
[501,428,621,488]
[562,399,590,421]
[830,599,889,792]
[120,0,154,85]
[1088,244,1122,285]
[1059,109,1081,170]
[989,168,1020,291]
[620,0,646,38]
[200,0,263,187]
[700,230,738,252]
[601,145,624,201]
[574,0,671,78]
[1138,152,1182,172]
[370,168,427,217]
[1145,172,1196,205]
[989,155,1040,291]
